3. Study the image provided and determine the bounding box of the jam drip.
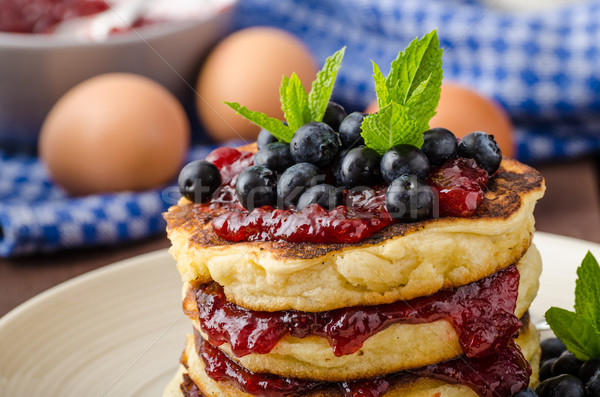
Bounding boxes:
[191,265,520,358]
[196,330,531,397]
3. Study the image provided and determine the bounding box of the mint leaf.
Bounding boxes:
[225,101,293,143]
[372,61,390,110]
[280,73,311,132]
[575,251,600,332]
[361,102,424,154]
[362,30,443,153]
[308,47,346,122]
[386,29,443,106]
[546,307,600,360]
[546,252,600,361]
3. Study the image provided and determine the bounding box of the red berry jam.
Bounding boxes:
[181,373,204,397]
[427,158,489,217]
[198,147,492,244]
[0,0,109,33]
[188,265,520,358]
[195,331,530,397]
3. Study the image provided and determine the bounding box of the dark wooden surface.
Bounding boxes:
[1,157,599,318]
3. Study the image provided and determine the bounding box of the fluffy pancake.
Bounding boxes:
[182,244,541,381]
[164,320,540,397]
[165,156,544,312]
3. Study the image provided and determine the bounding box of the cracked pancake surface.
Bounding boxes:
[165,156,545,312]
[182,245,541,381]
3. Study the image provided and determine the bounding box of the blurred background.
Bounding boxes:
[0,0,599,316]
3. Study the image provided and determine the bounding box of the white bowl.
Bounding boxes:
[0,5,236,153]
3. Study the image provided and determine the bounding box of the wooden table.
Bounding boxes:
[1,158,600,317]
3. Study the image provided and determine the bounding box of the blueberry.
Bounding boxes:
[552,351,584,377]
[296,184,343,211]
[290,122,341,167]
[541,338,567,363]
[580,358,600,383]
[322,101,347,131]
[514,388,538,397]
[540,358,558,381]
[339,112,366,149]
[457,131,502,175]
[385,175,433,221]
[587,370,600,396]
[257,128,278,150]
[380,144,430,184]
[340,146,382,188]
[277,163,325,208]
[332,148,350,186]
[254,142,294,172]
[235,165,277,210]
[536,374,585,397]
[178,160,221,203]
[421,127,458,167]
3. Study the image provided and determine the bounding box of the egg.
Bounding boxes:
[39,73,190,195]
[196,26,317,142]
[364,82,515,157]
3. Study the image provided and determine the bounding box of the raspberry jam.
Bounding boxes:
[200,148,491,244]
[428,158,489,217]
[187,265,520,358]
[195,331,530,397]
[0,0,109,33]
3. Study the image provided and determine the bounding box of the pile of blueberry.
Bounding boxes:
[513,338,600,397]
[178,102,502,221]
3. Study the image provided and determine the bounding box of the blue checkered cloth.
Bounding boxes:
[3,0,600,257]
[233,0,600,162]
[0,146,215,257]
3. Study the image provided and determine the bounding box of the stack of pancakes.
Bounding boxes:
[163,154,546,397]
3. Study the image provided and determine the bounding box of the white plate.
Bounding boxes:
[1,232,599,396]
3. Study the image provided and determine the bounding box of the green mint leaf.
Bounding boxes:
[308,47,346,122]
[386,29,443,106]
[362,30,443,153]
[280,73,311,132]
[405,75,439,129]
[575,251,600,331]
[361,102,424,154]
[545,307,600,361]
[372,61,390,110]
[225,101,293,143]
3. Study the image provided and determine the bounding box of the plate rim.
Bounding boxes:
[0,248,171,330]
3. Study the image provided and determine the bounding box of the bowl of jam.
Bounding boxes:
[0,0,237,153]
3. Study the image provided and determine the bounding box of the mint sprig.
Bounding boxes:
[545,251,600,360]
[224,102,294,142]
[361,30,443,154]
[308,47,346,122]
[225,47,346,143]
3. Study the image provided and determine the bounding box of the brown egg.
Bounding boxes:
[39,73,190,195]
[196,26,317,142]
[364,82,515,157]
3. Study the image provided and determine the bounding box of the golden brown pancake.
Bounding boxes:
[165,154,545,312]
[182,244,541,381]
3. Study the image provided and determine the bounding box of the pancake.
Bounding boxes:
[182,244,540,381]
[165,155,545,312]
[164,319,540,397]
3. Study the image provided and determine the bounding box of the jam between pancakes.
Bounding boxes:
[198,149,489,244]
[189,330,531,397]
[186,265,520,359]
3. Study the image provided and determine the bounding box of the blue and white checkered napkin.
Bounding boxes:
[0,146,215,257]
[233,0,600,163]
